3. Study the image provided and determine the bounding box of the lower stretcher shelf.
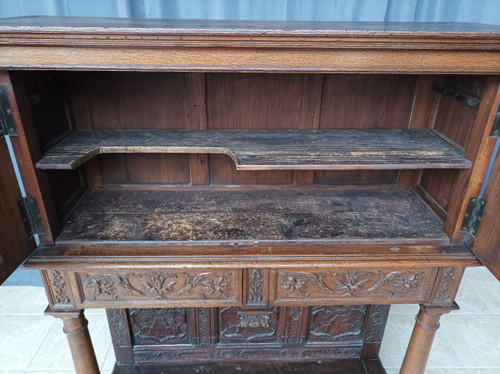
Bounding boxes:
[56,188,448,245]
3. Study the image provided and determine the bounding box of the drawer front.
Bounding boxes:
[270,268,437,305]
[71,269,242,308]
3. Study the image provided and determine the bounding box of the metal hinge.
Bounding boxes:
[460,197,487,237]
[490,104,500,137]
[18,196,44,239]
[0,86,18,138]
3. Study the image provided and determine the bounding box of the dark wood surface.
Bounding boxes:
[0,139,35,284]
[36,129,471,171]
[55,189,448,245]
[112,359,385,374]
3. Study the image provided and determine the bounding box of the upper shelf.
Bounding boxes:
[36,129,471,171]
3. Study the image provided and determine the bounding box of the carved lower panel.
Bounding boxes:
[130,308,189,345]
[73,269,241,307]
[107,303,390,365]
[308,305,367,344]
[134,346,361,363]
[219,306,279,344]
[272,268,436,304]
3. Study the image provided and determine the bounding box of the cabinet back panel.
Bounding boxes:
[100,154,191,186]
[317,75,418,186]
[66,72,192,186]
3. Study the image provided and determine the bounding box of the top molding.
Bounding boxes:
[0,16,499,73]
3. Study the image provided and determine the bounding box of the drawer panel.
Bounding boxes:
[270,268,437,305]
[71,269,242,308]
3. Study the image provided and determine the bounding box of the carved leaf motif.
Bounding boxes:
[278,270,426,299]
[308,305,366,342]
[50,270,70,304]
[435,267,455,300]
[248,269,264,304]
[80,271,235,301]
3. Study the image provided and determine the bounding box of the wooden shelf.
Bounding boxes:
[36,129,471,171]
[57,189,448,245]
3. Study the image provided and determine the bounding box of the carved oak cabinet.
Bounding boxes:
[0,17,500,374]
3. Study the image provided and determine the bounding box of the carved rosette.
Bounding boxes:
[275,269,431,302]
[77,270,238,304]
[49,270,71,305]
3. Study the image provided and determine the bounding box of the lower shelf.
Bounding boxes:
[57,188,447,245]
[112,359,386,374]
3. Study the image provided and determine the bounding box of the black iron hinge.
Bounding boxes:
[18,196,44,239]
[490,104,500,137]
[0,86,18,138]
[460,197,487,237]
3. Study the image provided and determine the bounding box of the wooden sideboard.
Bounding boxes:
[0,17,500,374]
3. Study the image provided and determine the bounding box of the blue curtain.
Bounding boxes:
[0,0,499,26]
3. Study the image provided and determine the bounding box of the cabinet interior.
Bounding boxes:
[11,71,487,249]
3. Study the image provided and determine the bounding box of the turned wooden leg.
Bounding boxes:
[400,303,458,374]
[46,307,100,374]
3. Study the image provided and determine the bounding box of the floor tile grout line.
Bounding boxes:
[24,318,57,372]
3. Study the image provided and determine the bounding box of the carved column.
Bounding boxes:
[400,303,458,374]
[46,307,100,374]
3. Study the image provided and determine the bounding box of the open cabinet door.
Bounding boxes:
[0,135,35,284]
[472,139,500,281]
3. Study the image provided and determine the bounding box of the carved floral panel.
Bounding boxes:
[273,269,434,303]
[307,305,366,343]
[75,269,240,306]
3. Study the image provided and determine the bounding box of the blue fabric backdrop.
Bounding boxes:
[0,0,499,25]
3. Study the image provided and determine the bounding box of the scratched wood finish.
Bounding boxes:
[55,189,448,244]
[36,129,471,171]
[112,359,385,374]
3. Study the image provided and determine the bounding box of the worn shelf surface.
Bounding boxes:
[57,189,448,245]
[36,129,471,171]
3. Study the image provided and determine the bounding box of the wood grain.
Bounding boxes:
[0,139,35,284]
[36,129,471,171]
[0,18,499,73]
[55,189,448,245]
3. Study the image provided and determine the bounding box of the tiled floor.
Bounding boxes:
[0,267,499,374]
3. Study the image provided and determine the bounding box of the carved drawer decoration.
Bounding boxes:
[271,268,436,304]
[219,307,279,345]
[72,269,242,307]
